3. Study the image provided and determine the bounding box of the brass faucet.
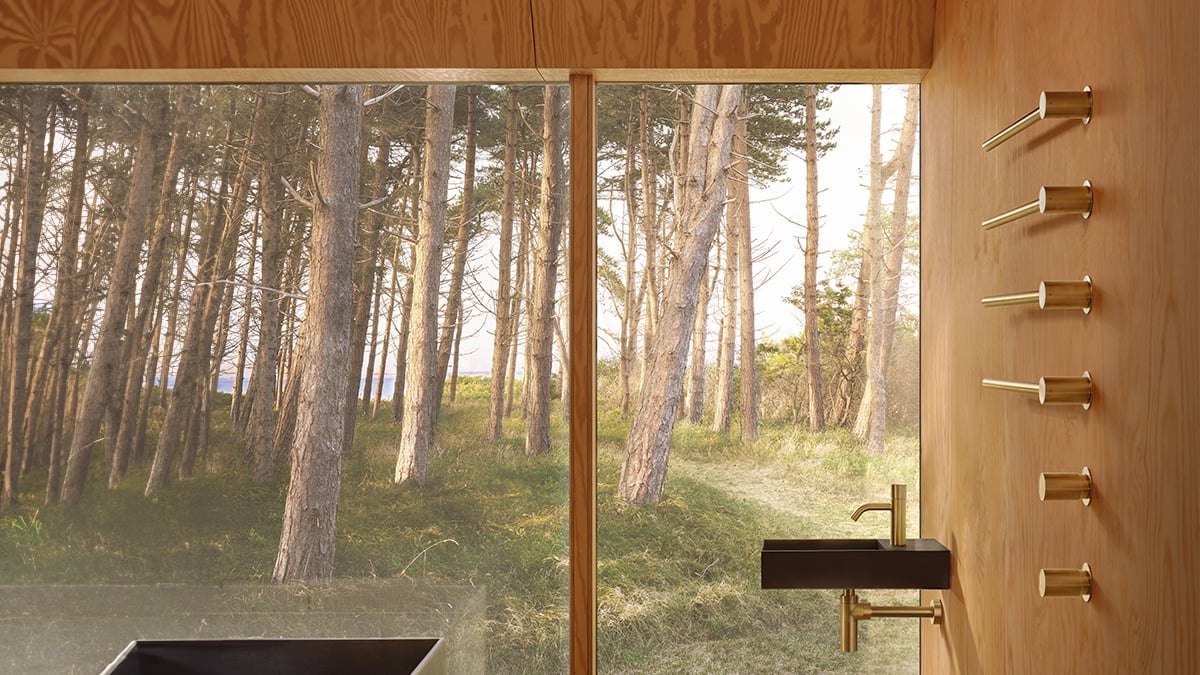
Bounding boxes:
[839,589,943,652]
[851,484,907,546]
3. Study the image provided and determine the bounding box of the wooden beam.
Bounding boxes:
[0,0,932,81]
[533,0,934,73]
[567,71,597,675]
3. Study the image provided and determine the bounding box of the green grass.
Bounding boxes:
[1,400,918,673]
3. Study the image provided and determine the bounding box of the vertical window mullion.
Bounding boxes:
[567,71,598,675]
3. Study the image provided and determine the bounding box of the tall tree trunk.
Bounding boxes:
[158,203,194,410]
[858,85,920,451]
[391,274,414,423]
[3,87,50,506]
[803,85,827,433]
[733,100,759,442]
[486,89,520,440]
[41,86,91,503]
[526,86,568,456]
[711,218,738,433]
[61,90,172,503]
[19,102,57,474]
[835,86,886,428]
[436,86,477,409]
[395,85,456,486]
[231,212,258,425]
[618,101,640,417]
[619,85,742,505]
[683,264,711,423]
[245,87,290,482]
[273,84,364,583]
[373,243,399,419]
[110,91,187,486]
[854,86,918,453]
[638,87,660,392]
[361,262,383,413]
[147,96,259,495]
[343,139,389,451]
[505,151,532,418]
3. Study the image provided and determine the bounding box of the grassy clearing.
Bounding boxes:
[1,399,918,673]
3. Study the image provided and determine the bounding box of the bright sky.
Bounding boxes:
[453,84,918,376]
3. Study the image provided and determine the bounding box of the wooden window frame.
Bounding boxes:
[0,68,920,675]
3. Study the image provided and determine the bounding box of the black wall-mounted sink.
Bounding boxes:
[761,538,950,589]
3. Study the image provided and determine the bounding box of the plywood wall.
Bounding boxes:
[0,0,932,81]
[920,0,1200,671]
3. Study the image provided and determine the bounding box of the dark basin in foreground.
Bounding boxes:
[761,538,950,589]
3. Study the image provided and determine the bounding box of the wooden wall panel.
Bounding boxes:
[0,0,934,83]
[532,0,933,80]
[921,0,1200,671]
[0,0,537,78]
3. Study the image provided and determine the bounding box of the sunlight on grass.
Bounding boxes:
[2,400,917,673]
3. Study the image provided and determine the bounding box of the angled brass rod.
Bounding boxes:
[981,291,1040,307]
[981,182,1093,230]
[981,378,1040,394]
[982,199,1039,230]
[982,276,1093,312]
[982,88,1093,151]
[981,108,1040,151]
[983,372,1093,409]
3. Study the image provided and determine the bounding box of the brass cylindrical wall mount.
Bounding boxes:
[890,484,906,547]
[1040,466,1092,505]
[981,276,1093,313]
[981,182,1093,230]
[1040,563,1092,602]
[981,371,1093,409]
[982,87,1093,151]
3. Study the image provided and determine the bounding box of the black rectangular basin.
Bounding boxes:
[761,538,950,590]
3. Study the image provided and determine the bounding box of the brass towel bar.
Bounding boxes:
[981,276,1093,313]
[982,87,1092,151]
[981,182,1093,230]
[981,371,1092,409]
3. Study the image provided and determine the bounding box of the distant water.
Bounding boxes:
[181,372,491,400]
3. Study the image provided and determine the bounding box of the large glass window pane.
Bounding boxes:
[0,83,569,674]
[595,83,921,673]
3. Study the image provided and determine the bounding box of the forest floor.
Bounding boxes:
[0,394,920,674]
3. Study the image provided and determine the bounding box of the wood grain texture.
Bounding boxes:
[0,0,535,72]
[567,72,597,675]
[0,0,932,82]
[533,0,933,73]
[921,0,1200,671]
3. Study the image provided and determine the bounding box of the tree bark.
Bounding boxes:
[436,87,477,409]
[638,87,660,393]
[146,95,258,495]
[711,214,738,433]
[395,85,456,486]
[486,88,520,441]
[61,90,172,504]
[683,264,711,423]
[618,85,742,505]
[618,101,640,417]
[3,87,50,506]
[734,100,759,442]
[41,87,91,503]
[110,89,187,486]
[343,138,389,451]
[525,86,568,456]
[246,87,290,483]
[803,85,827,433]
[273,84,364,583]
[854,86,918,453]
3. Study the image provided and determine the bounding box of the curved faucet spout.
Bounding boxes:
[850,502,892,521]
